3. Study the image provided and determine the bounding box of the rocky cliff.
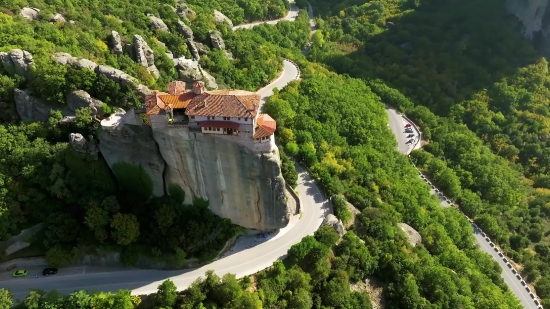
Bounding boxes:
[98,110,291,230]
[506,0,550,57]
[153,126,290,230]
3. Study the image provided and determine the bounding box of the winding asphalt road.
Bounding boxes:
[386,109,539,309]
[1,7,329,302]
[232,1,299,30]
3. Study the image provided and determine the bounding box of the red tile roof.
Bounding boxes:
[158,92,195,109]
[199,120,241,130]
[185,91,260,118]
[254,114,276,139]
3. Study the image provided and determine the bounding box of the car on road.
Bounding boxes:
[405,123,412,128]
[498,252,503,257]
[489,242,494,247]
[485,237,490,241]
[406,139,414,144]
[512,269,517,274]
[530,293,535,299]
[405,130,414,134]
[481,232,486,237]
[521,280,526,286]
[407,134,415,138]
[507,263,512,268]
[535,299,540,305]
[12,269,28,277]
[43,268,58,276]
[526,287,531,292]
[516,274,521,280]
[494,247,498,252]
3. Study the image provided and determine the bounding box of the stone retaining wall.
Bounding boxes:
[285,183,301,214]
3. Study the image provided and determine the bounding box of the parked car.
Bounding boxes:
[503,258,508,263]
[406,139,414,144]
[530,293,535,299]
[405,123,412,128]
[489,242,494,247]
[526,286,531,292]
[43,268,58,276]
[535,299,540,306]
[499,252,503,257]
[512,269,517,274]
[485,237,490,242]
[407,134,415,138]
[481,232,486,237]
[494,247,498,252]
[521,280,526,286]
[516,274,521,280]
[507,263,512,268]
[12,269,28,277]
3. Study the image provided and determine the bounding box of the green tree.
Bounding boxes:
[156,279,177,308]
[110,213,140,246]
[0,289,13,309]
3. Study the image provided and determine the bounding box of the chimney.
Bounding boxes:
[167,81,186,95]
[193,81,206,95]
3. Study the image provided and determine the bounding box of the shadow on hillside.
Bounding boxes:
[313,0,542,117]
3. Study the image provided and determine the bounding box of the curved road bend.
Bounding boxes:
[2,13,326,300]
[386,108,538,309]
[232,1,299,30]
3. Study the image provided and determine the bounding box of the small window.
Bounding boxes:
[217,128,220,131]
[245,118,248,121]
[212,116,216,120]
[190,116,195,120]
[238,118,241,121]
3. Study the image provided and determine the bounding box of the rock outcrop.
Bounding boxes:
[506,0,550,58]
[99,109,166,197]
[52,52,152,99]
[398,223,422,247]
[322,214,345,237]
[110,31,124,55]
[176,1,196,19]
[14,88,56,122]
[209,30,226,50]
[50,13,66,23]
[151,125,290,230]
[20,7,40,20]
[213,10,233,28]
[0,49,34,80]
[69,133,99,157]
[133,35,160,78]
[147,14,169,32]
[66,90,104,117]
[176,21,200,60]
[174,58,217,89]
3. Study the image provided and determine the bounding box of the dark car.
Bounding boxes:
[407,134,415,138]
[405,129,414,133]
[43,268,58,276]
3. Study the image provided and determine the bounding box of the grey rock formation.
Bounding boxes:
[152,127,290,230]
[175,58,203,81]
[177,20,194,40]
[51,52,150,99]
[50,13,66,23]
[133,35,160,78]
[20,7,40,20]
[111,31,124,55]
[176,1,196,18]
[59,116,76,125]
[506,0,550,57]
[69,133,99,157]
[213,10,233,28]
[322,214,345,237]
[147,14,169,32]
[0,49,34,80]
[201,69,218,89]
[176,21,200,60]
[99,109,166,197]
[209,30,226,50]
[195,42,210,55]
[398,223,422,247]
[66,90,104,117]
[14,88,54,122]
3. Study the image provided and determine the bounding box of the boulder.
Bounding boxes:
[59,116,76,125]
[176,21,194,40]
[14,88,54,122]
[322,214,345,237]
[209,30,226,50]
[0,49,34,80]
[398,223,422,247]
[97,65,126,83]
[195,42,210,55]
[133,35,155,67]
[213,10,233,28]
[69,133,99,156]
[66,90,104,117]
[175,58,203,81]
[50,13,66,23]
[110,31,124,55]
[176,1,196,18]
[147,14,169,32]
[20,7,40,20]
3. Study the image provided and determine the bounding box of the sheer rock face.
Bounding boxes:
[20,7,40,20]
[98,109,166,197]
[110,31,124,55]
[147,14,169,32]
[152,126,290,230]
[0,49,34,80]
[133,35,160,78]
[66,90,104,117]
[506,0,550,57]
[174,58,217,89]
[209,30,226,50]
[176,21,200,60]
[213,10,233,28]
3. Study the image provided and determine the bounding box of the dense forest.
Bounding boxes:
[299,0,550,305]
